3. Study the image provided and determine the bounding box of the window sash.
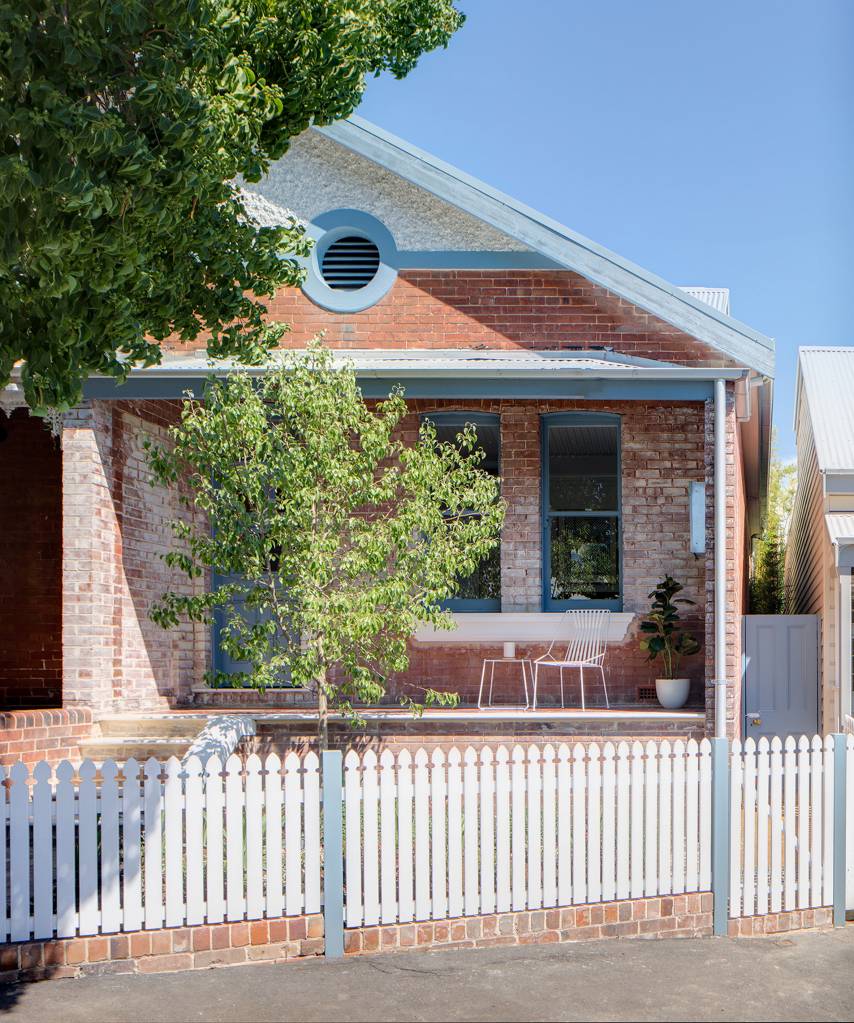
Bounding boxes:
[542,413,622,612]
[421,411,501,612]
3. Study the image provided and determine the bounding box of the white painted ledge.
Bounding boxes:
[413,612,635,645]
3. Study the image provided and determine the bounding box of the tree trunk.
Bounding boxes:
[317,670,329,751]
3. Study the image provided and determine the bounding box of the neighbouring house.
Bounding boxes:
[0,117,775,760]
[786,347,854,734]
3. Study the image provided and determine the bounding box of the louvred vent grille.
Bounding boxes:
[320,235,381,290]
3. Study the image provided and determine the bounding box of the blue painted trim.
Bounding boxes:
[83,376,717,402]
[421,410,502,612]
[712,737,731,936]
[832,733,848,927]
[541,412,623,612]
[396,250,562,270]
[302,209,398,313]
[321,750,345,958]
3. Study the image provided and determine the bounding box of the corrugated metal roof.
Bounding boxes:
[825,512,854,546]
[798,348,854,473]
[678,287,731,316]
[139,348,745,381]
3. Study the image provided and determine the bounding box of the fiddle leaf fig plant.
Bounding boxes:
[638,575,701,679]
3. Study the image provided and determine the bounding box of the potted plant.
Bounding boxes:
[638,576,702,709]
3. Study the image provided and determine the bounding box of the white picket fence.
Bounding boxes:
[1,735,850,945]
[343,740,714,927]
[0,753,321,944]
[729,735,844,918]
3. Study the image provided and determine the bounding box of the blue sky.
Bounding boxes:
[357,0,853,461]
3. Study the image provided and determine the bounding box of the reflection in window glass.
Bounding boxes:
[544,416,621,609]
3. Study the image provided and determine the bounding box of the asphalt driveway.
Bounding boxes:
[2,927,853,1022]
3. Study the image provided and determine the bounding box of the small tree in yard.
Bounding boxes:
[148,345,505,747]
[749,436,796,614]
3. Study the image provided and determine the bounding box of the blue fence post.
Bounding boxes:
[832,733,848,927]
[322,749,345,958]
[711,736,731,936]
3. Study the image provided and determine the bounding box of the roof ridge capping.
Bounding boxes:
[316,116,774,378]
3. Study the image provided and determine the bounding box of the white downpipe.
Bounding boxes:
[714,378,728,738]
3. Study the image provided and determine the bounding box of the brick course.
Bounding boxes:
[0,915,323,985]
[0,708,92,767]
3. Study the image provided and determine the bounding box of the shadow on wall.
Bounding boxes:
[89,401,208,712]
[0,410,62,709]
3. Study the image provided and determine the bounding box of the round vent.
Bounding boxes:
[320,234,381,291]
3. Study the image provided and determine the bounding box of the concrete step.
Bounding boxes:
[79,736,195,764]
[97,715,210,738]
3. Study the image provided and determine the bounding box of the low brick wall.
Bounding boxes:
[0,915,323,984]
[727,907,834,937]
[0,708,92,767]
[0,899,838,984]
[345,894,714,955]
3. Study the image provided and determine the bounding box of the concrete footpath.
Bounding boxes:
[2,927,853,1022]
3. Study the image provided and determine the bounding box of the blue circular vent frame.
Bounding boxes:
[302,209,398,313]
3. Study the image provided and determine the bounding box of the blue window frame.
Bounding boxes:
[541,412,622,611]
[421,411,501,612]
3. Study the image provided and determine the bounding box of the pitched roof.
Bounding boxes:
[317,117,774,377]
[797,347,854,473]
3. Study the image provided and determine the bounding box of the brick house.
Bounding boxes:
[0,117,774,759]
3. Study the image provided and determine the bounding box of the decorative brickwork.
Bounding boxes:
[0,410,62,709]
[0,915,323,984]
[0,708,92,767]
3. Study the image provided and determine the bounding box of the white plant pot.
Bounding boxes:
[655,677,691,710]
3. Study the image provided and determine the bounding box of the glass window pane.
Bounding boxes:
[548,516,619,602]
[548,424,618,511]
[453,543,501,603]
[432,419,500,475]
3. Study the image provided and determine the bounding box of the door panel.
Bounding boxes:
[743,615,819,739]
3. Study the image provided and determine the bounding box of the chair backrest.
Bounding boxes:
[558,609,610,663]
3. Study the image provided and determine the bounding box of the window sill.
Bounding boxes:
[414,611,635,645]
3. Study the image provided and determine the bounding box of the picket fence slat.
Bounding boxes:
[185,756,205,927]
[245,754,264,920]
[100,760,122,934]
[528,745,543,910]
[480,748,496,916]
[397,751,415,923]
[2,733,841,943]
[205,756,225,925]
[380,751,398,925]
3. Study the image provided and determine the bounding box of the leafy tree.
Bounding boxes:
[0,0,464,411]
[148,344,505,747]
[749,436,796,614]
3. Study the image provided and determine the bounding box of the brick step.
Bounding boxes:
[97,715,210,738]
[79,737,195,764]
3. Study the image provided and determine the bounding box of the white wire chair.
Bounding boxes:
[532,609,611,710]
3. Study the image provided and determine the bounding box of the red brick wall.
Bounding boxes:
[0,410,62,709]
[0,708,92,766]
[165,269,732,367]
[62,401,207,714]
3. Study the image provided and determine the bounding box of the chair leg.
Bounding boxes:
[600,665,609,709]
[579,665,585,711]
[559,666,564,709]
[521,660,530,710]
[478,659,487,710]
[533,663,539,710]
[489,660,496,707]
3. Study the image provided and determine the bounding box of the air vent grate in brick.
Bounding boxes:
[637,686,657,702]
